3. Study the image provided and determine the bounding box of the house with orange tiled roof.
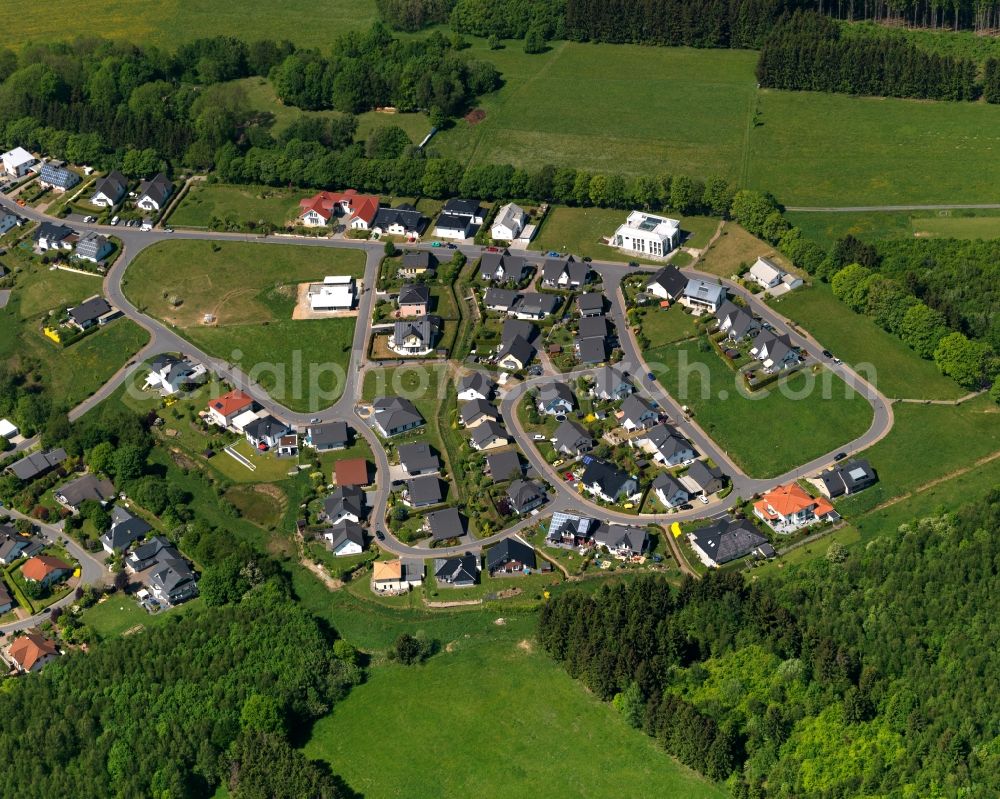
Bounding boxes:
[5,633,59,673]
[298,189,379,230]
[206,389,254,427]
[753,482,838,533]
[372,558,424,592]
[334,457,371,488]
[21,555,72,587]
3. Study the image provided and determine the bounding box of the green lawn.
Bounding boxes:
[532,206,719,263]
[10,0,378,50]
[52,319,150,406]
[836,395,1000,516]
[771,284,963,400]
[647,340,874,478]
[225,483,288,528]
[694,221,794,279]
[168,183,304,229]
[908,212,1000,239]
[748,89,1000,206]
[635,305,699,345]
[784,209,1000,249]
[79,596,203,640]
[304,628,726,799]
[431,42,757,180]
[123,239,365,327]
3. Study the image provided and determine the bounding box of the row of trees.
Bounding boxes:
[270,25,500,119]
[539,489,1000,795]
[757,12,981,101]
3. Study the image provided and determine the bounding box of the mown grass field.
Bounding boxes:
[771,284,964,400]
[694,222,794,279]
[12,0,378,50]
[748,89,1000,206]
[532,206,719,263]
[123,239,365,326]
[303,619,726,799]
[647,340,874,478]
[431,42,757,180]
[168,183,303,229]
[785,209,1000,248]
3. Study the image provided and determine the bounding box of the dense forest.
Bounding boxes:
[0,583,363,798]
[538,489,1000,797]
[757,12,981,100]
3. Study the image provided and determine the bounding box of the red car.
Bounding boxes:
[564,472,575,481]
[486,246,500,252]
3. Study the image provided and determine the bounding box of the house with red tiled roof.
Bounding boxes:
[334,457,371,488]
[206,389,254,427]
[5,633,59,673]
[753,483,838,533]
[298,189,379,230]
[21,555,72,587]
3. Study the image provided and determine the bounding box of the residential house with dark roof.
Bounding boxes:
[405,475,444,508]
[397,284,430,317]
[55,474,116,511]
[372,203,428,239]
[501,318,538,347]
[484,287,518,313]
[496,335,534,371]
[594,523,649,559]
[506,479,546,515]
[511,293,559,320]
[715,300,760,341]
[653,473,690,508]
[323,486,365,525]
[485,450,523,481]
[812,459,878,499]
[553,420,593,456]
[470,420,509,451]
[632,423,696,466]
[144,354,206,396]
[68,296,114,330]
[6,448,67,481]
[575,334,608,365]
[244,415,289,451]
[688,517,771,567]
[434,553,480,586]
[580,458,639,504]
[576,292,605,317]
[591,366,633,401]
[391,316,440,355]
[681,278,727,313]
[457,372,495,402]
[433,198,484,240]
[541,256,589,289]
[546,512,596,547]
[646,265,687,301]
[486,537,536,575]
[91,170,128,207]
[0,528,42,565]
[536,382,575,415]
[136,173,173,212]
[681,460,726,496]
[460,398,499,428]
[618,395,658,431]
[34,221,76,251]
[322,520,365,556]
[399,250,437,278]
[101,505,152,554]
[479,250,528,283]
[750,331,799,371]
[147,550,198,605]
[371,397,424,437]
[0,583,11,614]
[305,421,350,451]
[425,507,467,542]
[397,442,440,475]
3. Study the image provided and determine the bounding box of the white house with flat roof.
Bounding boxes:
[2,147,36,178]
[308,276,356,311]
[610,211,681,259]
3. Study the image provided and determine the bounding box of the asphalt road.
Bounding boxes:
[2,198,894,564]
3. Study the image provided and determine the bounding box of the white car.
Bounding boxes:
[682,458,695,466]
[110,216,119,226]
[699,495,710,504]
[533,434,546,441]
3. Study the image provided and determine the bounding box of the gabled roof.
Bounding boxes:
[7,448,67,481]
[69,296,112,326]
[690,518,768,565]
[435,553,479,584]
[458,371,494,398]
[56,474,116,507]
[426,507,466,540]
[683,278,726,305]
[819,459,877,497]
[470,420,508,448]
[484,287,518,309]
[7,633,58,671]
[372,396,424,433]
[547,512,596,541]
[307,421,350,448]
[22,555,71,581]
[486,450,522,481]
[243,414,288,442]
[554,420,591,453]
[594,523,648,554]
[34,221,74,243]
[576,293,605,314]
[323,485,365,520]
[479,251,527,280]
[486,537,536,571]
[538,382,574,408]
[325,519,364,551]
[578,315,609,340]
[513,293,559,317]
[592,366,632,398]
[398,284,430,305]
[102,505,152,550]
[576,336,607,364]
[646,265,687,297]
[501,318,537,346]
[581,458,634,498]
[137,173,172,206]
[334,457,370,487]
[147,556,195,594]
[407,474,444,506]
[208,389,254,418]
[684,460,723,490]
[397,442,440,473]
[401,250,436,271]
[392,316,439,348]
[497,335,534,368]
[460,398,498,425]
[619,395,656,425]
[507,479,544,512]
[441,198,482,218]
[638,424,693,459]
[373,204,427,233]
[653,472,688,497]
[93,170,127,201]
[373,559,403,581]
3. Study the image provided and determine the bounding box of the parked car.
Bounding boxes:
[375,530,385,541]
[486,246,499,252]
[431,241,441,247]
[834,452,847,461]
[547,250,561,257]
[821,349,832,358]
[699,495,710,504]
[533,434,546,441]
[110,216,119,226]
[446,243,457,249]
[646,372,655,380]
[582,256,592,262]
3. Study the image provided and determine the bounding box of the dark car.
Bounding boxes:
[375,529,386,541]
[582,256,592,262]
[834,452,847,461]
[646,372,655,380]
[822,349,832,358]
[628,260,639,267]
